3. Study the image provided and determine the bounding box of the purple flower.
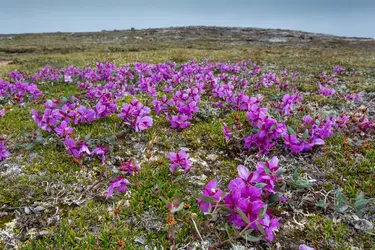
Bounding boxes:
[45,99,59,109]
[222,123,234,142]
[119,159,141,175]
[255,156,281,194]
[333,65,345,75]
[299,245,315,250]
[74,106,96,124]
[276,93,302,116]
[303,115,314,126]
[258,214,281,242]
[92,145,108,164]
[168,150,192,174]
[235,198,265,227]
[135,116,153,132]
[77,141,91,156]
[31,109,42,127]
[319,84,335,97]
[283,134,304,153]
[0,108,5,117]
[106,177,130,198]
[40,108,59,131]
[260,73,279,88]
[64,75,73,83]
[0,140,10,161]
[168,114,191,129]
[118,98,152,131]
[196,179,223,213]
[55,121,73,137]
[64,138,80,159]
[237,165,259,184]
[345,93,362,101]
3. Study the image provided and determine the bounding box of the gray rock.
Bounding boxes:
[33,206,45,213]
[206,154,218,162]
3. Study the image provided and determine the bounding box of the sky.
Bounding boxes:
[0,0,374,38]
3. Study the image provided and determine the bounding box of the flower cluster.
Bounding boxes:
[118,97,153,132]
[283,115,334,153]
[0,139,9,161]
[333,65,345,75]
[153,87,202,129]
[197,157,284,242]
[119,159,141,175]
[15,61,364,163]
[106,177,130,198]
[0,79,42,103]
[319,84,335,97]
[259,73,280,88]
[243,102,287,154]
[32,98,112,163]
[106,158,141,198]
[345,92,362,101]
[168,150,192,174]
[275,92,303,116]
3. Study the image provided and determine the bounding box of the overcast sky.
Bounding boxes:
[0,0,374,37]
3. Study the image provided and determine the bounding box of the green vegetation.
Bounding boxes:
[0,27,374,249]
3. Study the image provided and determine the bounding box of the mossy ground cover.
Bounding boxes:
[0,30,375,249]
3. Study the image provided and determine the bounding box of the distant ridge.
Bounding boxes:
[0,26,374,40]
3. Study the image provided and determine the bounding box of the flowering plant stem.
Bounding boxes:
[208,223,252,249]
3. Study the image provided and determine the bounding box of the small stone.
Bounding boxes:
[199,174,207,181]
[206,154,218,162]
[91,226,100,233]
[38,230,52,238]
[24,207,31,214]
[180,147,190,152]
[26,228,38,240]
[134,236,145,245]
[0,211,8,217]
[353,218,373,231]
[75,186,84,193]
[47,215,60,226]
[33,206,45,213]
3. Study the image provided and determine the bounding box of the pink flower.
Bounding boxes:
[92,145,109,164]
[77,141,91,156]
[168,150,192,174]
[55,121,73,137]
[319,84,335,97]
[106,177,130,198]
[64,138,80,159]
[64,75,73,83]
[259,214,281,242]
[168,114,191,129]
[196,179,223,213]
[0,140,10,161]
[119,159,141,175]
[222,123,234,142]
[135,116,153,132]
[299,245,315,250]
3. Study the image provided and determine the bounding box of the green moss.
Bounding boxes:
[22,160,203,249]
[75,115,123,139]
[304,94,346,106]
[0,106,36,137]
[38,82,82,99]
[303,214,374,249]
[0,214,15,229]
[2,32,375,249]
[182,118,225,150]
[314,135,375,198]
[25,144,81,174]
